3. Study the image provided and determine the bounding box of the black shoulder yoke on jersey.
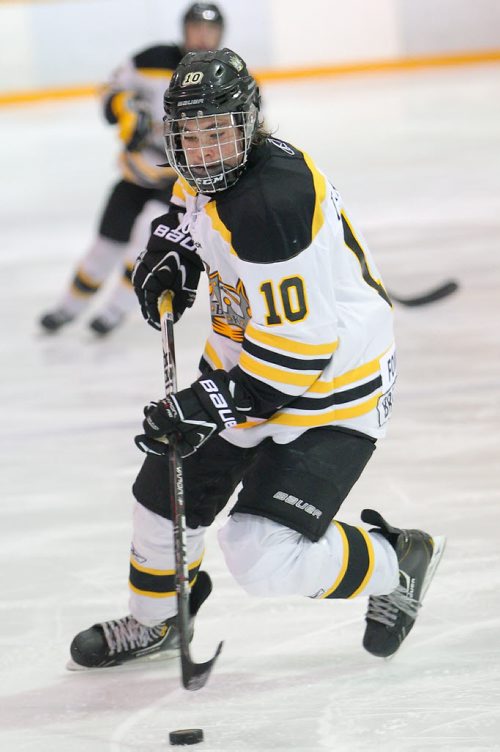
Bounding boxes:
[212,139,321,264]
[133,44,184,73]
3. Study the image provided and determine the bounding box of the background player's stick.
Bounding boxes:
[159,291,223,690]
[388,279,459,307]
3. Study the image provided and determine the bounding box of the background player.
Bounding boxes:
[69,49,444,669]
[39,2,224,336]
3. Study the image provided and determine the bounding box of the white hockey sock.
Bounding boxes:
[128,502,206,626]
[218,514,399,600]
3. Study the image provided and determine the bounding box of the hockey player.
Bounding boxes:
[69,49,445,668]
[40,2,224,336]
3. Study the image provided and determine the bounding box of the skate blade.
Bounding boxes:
[66,648,180,672]
[421,535,446,601]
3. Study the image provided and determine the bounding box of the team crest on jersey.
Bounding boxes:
[208,271,251,342]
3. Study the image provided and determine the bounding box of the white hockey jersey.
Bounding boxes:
[169,137,396,447]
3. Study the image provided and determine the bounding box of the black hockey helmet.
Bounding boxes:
[163,48,260,193]
[183,3,224,28]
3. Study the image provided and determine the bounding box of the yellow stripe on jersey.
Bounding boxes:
[177,176,197,198]
[203,341,225,370]
[310,359,380,393]
[263,393,381,427]
[309,346,393,393]
[172,179,188,205]
[302,151,327,240]
[321,522,349,598]
[239,351,321,387]
[136,67,175,78]
[204,202,238,256]
[245,322,338,357]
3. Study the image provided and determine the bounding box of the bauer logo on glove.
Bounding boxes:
[198,378,238,429]
[134,371,247,458]
[133,212,204,330]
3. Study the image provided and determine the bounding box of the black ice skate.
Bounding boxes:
[68,570,212,669]
[88,308,125,336]
[361,509,445,659]
[40,307,75,332]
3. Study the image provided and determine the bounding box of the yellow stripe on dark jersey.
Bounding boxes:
[321,521,374,599]
[301,150,327,240]
[177,176,197,198]
[204,202,238,256]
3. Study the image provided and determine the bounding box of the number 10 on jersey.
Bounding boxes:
[259,276,308,325]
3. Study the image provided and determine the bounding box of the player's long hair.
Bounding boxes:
[252,123,275,146]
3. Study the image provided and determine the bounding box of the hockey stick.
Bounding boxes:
[388,279,459,307]
[159,291,223,690]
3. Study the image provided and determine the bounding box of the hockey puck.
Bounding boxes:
[169,728,204,746]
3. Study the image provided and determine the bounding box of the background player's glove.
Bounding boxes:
[133,213,204,329]
[111,92,152,151]
[135,372,249,458]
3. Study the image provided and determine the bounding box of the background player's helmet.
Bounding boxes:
[163,48,260,194]
[183,3,224,29]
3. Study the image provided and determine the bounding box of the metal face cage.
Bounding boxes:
[163,107,257,193]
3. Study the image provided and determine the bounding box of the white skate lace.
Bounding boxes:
[366,584,421,627]
[101,615,167,656]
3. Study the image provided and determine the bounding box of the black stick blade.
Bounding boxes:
[182,640,224,691]
[389,280,459,307]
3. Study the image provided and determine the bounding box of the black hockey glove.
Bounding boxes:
[135,371,251,458]
[133,212,204,330]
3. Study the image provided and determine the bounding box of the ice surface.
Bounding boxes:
[1,64,500,751]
